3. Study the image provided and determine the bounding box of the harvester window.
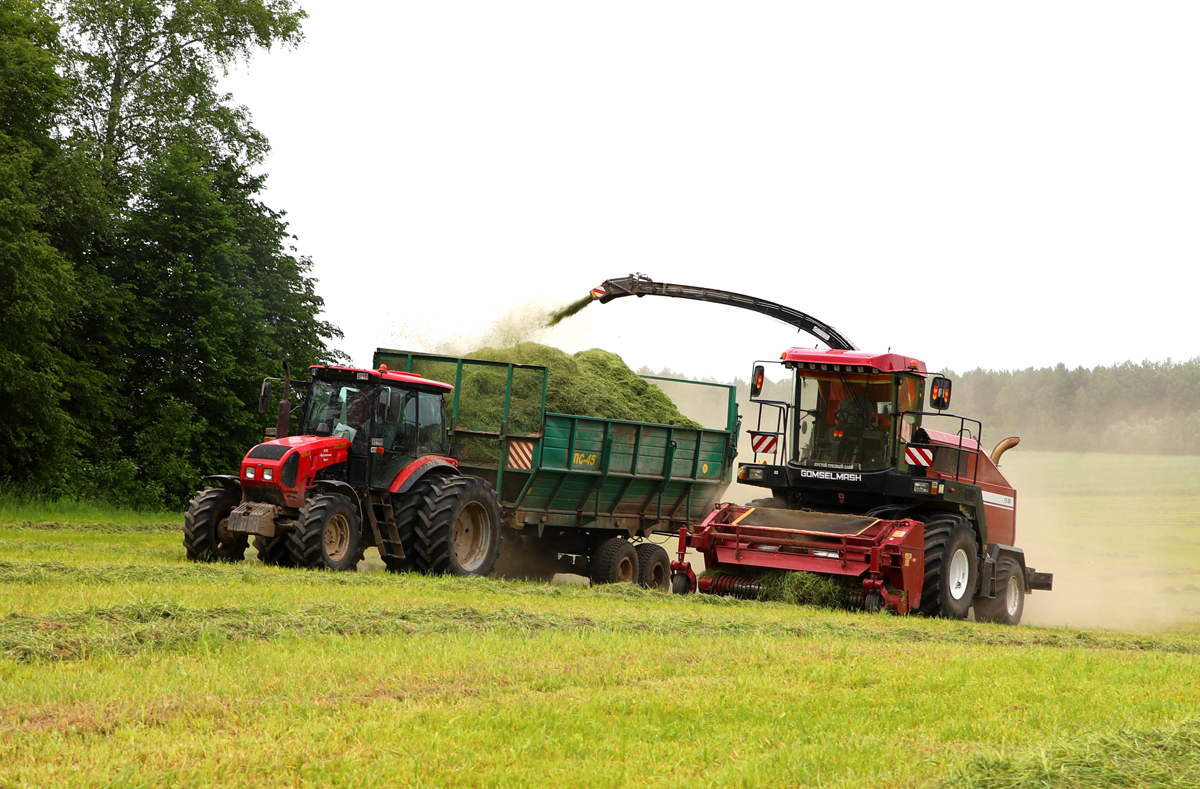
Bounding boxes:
[798,376,895,470]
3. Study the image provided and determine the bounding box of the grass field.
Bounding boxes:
[1,452,1198,787]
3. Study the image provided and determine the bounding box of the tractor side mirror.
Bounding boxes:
[259,380,272,413]
[750,365,765,399]
[930,376,952,411]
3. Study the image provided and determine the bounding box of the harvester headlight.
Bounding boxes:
[262,468,274,481]
[244,466,256,480]
[747,467,765,481]
[813,550,839,559]
[913,480,931,494]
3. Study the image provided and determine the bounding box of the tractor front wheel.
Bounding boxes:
[412,476,502,576]
[974,557,1025,625]
[183,488,247,562]
[590,537,638,585]
[917,518,979,620]
[289,493,364,571]
[635,543,671,591]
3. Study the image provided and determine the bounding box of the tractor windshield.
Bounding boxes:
[301,379,377,448]
[793,374,896,470]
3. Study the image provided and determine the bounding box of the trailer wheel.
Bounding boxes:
[918,518,978,619]
[253,533,296,567]
[412,476,502,576]
[183,488,247,562]
[382,476,443,573]
[590,537,638,585]
[288,493,363,571]
[635,543,671,591]
[974,557,1025,625]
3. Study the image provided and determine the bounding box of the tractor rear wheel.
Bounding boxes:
[253,533,296,567]
[974,557,1025,625]
[590,537,638,585]
[183,488,247,562]
[412,476,502,576]
[917,517,979,619]
[288,493,364,571]
[635,543,671,591]
[382,476,443,573]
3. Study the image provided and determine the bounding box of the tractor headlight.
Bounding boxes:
[262,468,274,482]
[244,466,256,480]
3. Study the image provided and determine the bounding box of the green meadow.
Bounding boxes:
[1,451,1199,788]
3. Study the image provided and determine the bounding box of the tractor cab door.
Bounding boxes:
[369,389,448,488]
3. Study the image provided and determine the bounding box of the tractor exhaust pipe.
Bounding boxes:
[276,362,292,439]
[990,436,1020,465]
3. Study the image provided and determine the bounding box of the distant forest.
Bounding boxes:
[641,358,1200,456]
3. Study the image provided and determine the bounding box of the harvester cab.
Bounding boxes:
[184,363,504,577]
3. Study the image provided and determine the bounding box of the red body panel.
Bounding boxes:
[922,430,1018,546]
[311,364,454,391]
[782,348,927,374]
[387,455,459,493]
[240,436,351,509]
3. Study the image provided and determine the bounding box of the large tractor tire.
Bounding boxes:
[590,537,638,585]
[183,487,247,562]
[635,543,671,591]
[917,517,979,620]
[412,476,502,576]
[381,476,443,574]
[288,492,364,571]
[974,556,1025,625]
[253,533,296,567]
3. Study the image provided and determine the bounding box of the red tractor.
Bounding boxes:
[184,363,503,575]
[594,275,1053,624]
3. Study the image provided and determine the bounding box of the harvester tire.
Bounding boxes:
[671,573,692,595]
[183,487,247,562]
[412,476,501,576]
[635,543,671,591]
[917,518,979,620]
[253,533,296,567]
[974,557,1025,626]
[288,493,363,571]
[590,537,638,585]
[382,476,443,573]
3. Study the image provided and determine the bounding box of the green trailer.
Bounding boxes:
[373,349,739,587]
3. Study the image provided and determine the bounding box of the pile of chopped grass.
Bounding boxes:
[700,567,857,609]
[455,343,702,432]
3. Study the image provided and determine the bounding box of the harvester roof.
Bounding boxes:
[781,348,927,374]
[309,364,454,391]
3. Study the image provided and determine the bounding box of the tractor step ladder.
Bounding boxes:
[367,491,406,559]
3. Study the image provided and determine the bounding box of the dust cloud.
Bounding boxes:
[392,297,591,357]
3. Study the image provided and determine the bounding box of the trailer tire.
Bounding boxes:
[288,493,364,571]
[183,488,247,562]
[918,518,978,620]
[635,543,671,591]
[412,476,501,576]
[974,557,1025,625]
[382,476,443,573]
[590,537,638,585]
[253,533,295,567]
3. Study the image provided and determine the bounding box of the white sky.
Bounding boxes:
[222,2,1199,382]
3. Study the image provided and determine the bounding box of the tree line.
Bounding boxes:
[1,0,340,508]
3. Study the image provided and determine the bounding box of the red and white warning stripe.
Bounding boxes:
[590,287,606,299]
[905,446,934,467]
[507,440,534,470]
[750,432,779,454]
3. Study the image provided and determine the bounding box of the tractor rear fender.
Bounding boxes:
[388,456,461,495]
[308,480,367,521]
[203,475,243,497]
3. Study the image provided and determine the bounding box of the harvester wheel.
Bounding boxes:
[635,543,671,591]
[382,476,443,573]
[253,533,296,567]
[288,493,363,571]
[412,476,502,576]
[671,573,692,595]
[183,487,247,562]
[590,537,638,585]
[974,557,1025,625]
[917,518,979,620]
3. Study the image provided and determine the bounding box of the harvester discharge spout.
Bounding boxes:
[592,273,858,351]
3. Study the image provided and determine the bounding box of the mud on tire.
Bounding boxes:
[183,487,247,562]
[412,476,502,576]
[917,516,979,620]
[288,492,364,571]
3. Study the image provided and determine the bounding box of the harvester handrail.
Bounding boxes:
[898,410,984,484]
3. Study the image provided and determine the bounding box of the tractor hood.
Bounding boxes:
[241,435,351,508]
